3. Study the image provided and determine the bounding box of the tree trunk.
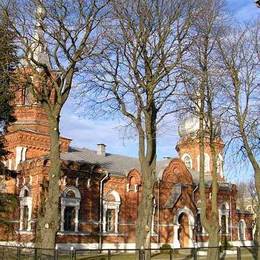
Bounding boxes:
[253,170,260,260]
[135,108,157,260]
[198,81,220,260]
[135,163,154,260]
[35,114,61,249]
[239,125,260,257]
[207,231,219,260]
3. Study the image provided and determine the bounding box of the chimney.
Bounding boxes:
[97,144,106,156]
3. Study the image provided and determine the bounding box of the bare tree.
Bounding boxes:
[180,0,227,258]
[237,181,258,214]
[86,0,195,256]
[7,0,109,248]
[218,23,260,258]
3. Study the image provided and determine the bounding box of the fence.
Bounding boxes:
[0,245,258,260]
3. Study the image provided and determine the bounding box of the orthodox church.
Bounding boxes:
[0,86,255,249]
[0,2,255,249]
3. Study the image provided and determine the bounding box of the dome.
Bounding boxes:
[178,116,200,137]
[178,115,221,138]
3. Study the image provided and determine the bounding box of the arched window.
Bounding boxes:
[60,186,81,233]
[126,170,141,192]
[103,190,121,233]
[238,220,246,240]
[196,200,208,234]
[128,176,138,192]
[19,186,32,231]
[219,202,229,234]
[182,154,192,170]
[24,189,29,197]
[247,206,253,213]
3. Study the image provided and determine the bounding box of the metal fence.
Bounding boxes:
[0,245,258,260]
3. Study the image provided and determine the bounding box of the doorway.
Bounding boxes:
[178,212,190,248]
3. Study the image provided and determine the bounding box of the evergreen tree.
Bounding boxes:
[0,10,17,163]
[0,10,18,231]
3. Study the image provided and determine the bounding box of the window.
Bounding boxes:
[64,207,75,232]
[196,213,203,234]
[15,147,27,170]
[182,154,192,170]
[219,203,229,234]
[19,186,32,231]
[24,189,29,197]
[23,86,30,105]
[103,190,121,233]
[239,220,246,240]
[221,215,227,234]
[126,171,141,192]
[106,209,115,232]
[22,206,29,230]
[60,186,81,233]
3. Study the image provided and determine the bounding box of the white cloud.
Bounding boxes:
[60,101,180,159]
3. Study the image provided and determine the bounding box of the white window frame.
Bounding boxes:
[181,153,192,170]
[19,186,32,231]
[103,190,121,234]
[238,219,246,241]
[60,186,81,233]
[219,202,229,234]
[15,147,27,170]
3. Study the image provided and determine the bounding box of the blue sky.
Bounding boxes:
[60,0,259,183]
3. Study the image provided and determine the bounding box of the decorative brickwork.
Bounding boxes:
[0,84,254,249]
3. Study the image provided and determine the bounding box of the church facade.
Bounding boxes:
[0,85,255,250]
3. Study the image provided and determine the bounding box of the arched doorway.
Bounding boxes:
[173,207,194,248]
[178,213,190,248]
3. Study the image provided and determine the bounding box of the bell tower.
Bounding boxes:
[175,115,224,180]
[2,2,71,170]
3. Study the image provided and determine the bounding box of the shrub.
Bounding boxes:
[160,244,172,254]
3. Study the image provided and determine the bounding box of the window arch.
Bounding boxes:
[219,202,229,234]
[19,186,32,231]
[60,186,81,232]
[182,154,192,170]
[238,219,246,241]
[103,190,121,233]
[126,170,141,192]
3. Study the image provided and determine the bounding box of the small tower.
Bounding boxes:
[176,115,224,180]
[8,0,50,135]
[2,2,71,170]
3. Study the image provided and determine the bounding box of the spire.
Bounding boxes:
[32,0,50,67]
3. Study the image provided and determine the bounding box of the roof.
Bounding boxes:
[62,147,230,188]
[190,169,214,185]
[61,147,172,177]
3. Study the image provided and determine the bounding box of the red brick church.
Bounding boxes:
[0,81,255,250]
